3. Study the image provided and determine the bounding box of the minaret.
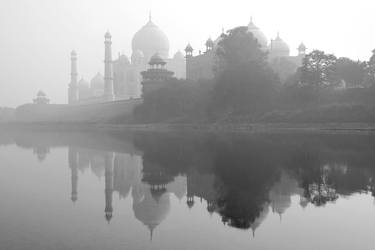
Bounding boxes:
[298,42,307,56]
[68,147,79,203]
[68,50,78,104]
[185,43,193,81]
[104,152,114,223]
[104,31,114,101]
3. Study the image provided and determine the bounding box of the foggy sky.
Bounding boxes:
[1,0,374,107]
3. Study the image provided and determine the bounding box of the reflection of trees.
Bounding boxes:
[133,132,375,231]
[206,138,279,229]
[11,129,375,234]
[305,166,339,206]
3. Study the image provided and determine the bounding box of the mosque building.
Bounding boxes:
[185,18,307,83]
[68,15,186,105]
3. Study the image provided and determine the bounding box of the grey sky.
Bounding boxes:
[1,0,374,107]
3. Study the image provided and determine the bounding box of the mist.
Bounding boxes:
[1,0,375,107]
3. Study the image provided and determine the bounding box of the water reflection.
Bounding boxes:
[1,128,375,248]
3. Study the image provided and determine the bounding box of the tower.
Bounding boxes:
[68,50,78,104]
[205,38,214,53]
[185,43,193,58]
[298,42,307,56]
[140,53,174,96]
[104,31,114,101]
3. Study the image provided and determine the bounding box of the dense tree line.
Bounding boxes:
[133,27,375,124]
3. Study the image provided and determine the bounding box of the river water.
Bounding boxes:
[0,128,374,250]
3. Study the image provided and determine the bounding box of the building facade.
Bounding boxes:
[68,15,186,105]
[185,18,307,83]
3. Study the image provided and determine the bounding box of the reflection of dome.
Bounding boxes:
[247,17,268,49]
[250,205,269,237]
[270,33,290,56]
[269,173,301,216]
[90,72,104,90]
[167,175,187,200]
[90,154,105,178]
[132,16,169,60]
[133,189,171,240]
[113,154,133,199]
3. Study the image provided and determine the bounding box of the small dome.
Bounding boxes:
[132,17,169,60]
[90,72,104,90]
[105,30,111,38]
[185,43,193,52]
[247,17,268,49]
[270,33,290,55]
[298,42,307,51]
[149,53,166,65]
[70,50,77,59]
[37,90,46,97]
[116,54,131,65]
[78,78,89,87]
[206,37,214,47]
[173,51,184,60]
[133,188,171,237]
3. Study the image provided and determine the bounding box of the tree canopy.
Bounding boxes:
[300,50,337,87]
[212,26,278,117]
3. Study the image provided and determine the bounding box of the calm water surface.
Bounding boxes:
[1,129,375,250]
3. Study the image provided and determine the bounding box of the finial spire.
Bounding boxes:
[221,26,224,34]
[149,11,152,22]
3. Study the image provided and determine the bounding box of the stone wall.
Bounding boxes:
[14,98,142,123]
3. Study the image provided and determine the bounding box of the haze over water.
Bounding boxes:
[1,129,375,250]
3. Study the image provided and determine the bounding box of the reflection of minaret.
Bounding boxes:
[68,147,79,203]
[104,152,114,223]
[186,172,195,209]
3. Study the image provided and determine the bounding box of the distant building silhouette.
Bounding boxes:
[68,50,79,104]
[186,17,307,82]
[68,14,185,105]
[33,91,50,104]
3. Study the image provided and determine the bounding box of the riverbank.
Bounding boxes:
[2,122,375,134]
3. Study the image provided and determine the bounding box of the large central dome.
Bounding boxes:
[247,18,268,49]
[132,17,170,61]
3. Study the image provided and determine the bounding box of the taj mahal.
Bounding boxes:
[67,15,307,105]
